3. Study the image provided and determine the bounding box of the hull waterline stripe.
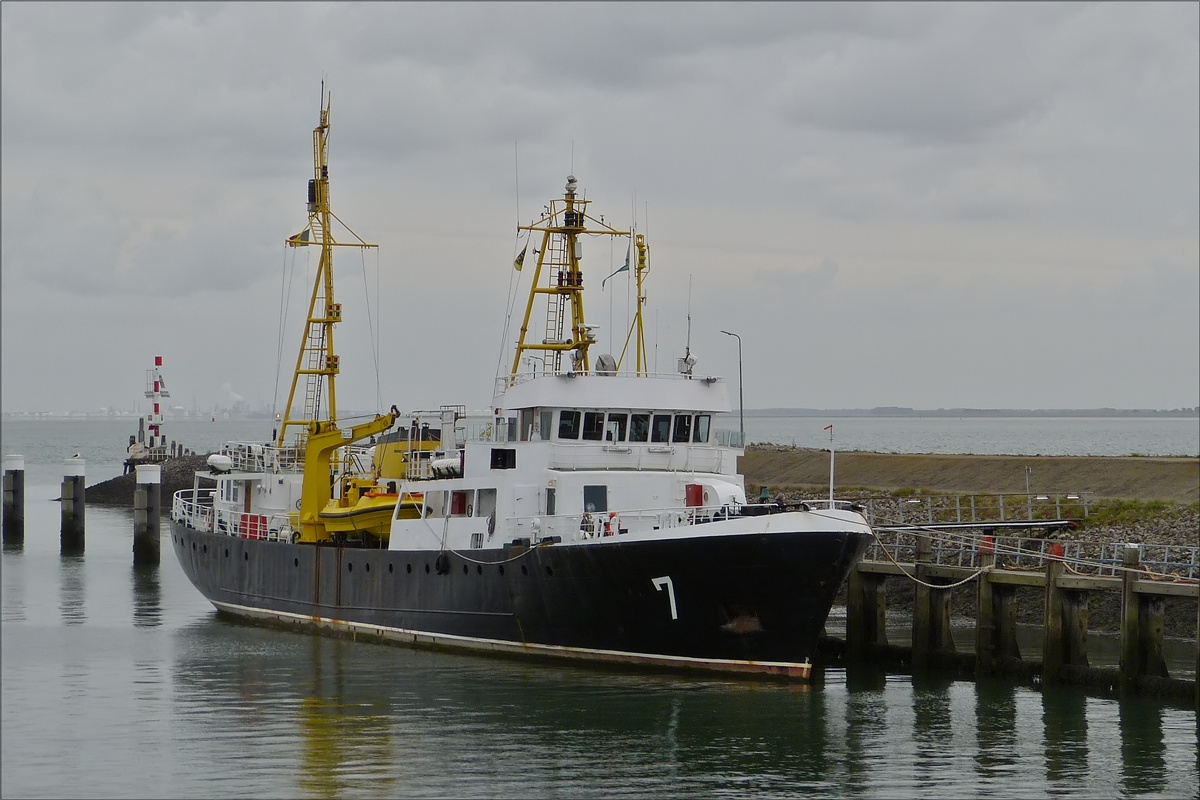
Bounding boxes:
[210,600,814,678]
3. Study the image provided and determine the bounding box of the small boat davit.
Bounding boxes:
[170,90,872,680]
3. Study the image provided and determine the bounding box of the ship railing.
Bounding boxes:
[502,502,768,543]
[171,488,296,541]
[495,369,726,393]
[171,488,215,531]
[219,441,304,474]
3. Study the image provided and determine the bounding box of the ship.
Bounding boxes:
[170,91,873,680]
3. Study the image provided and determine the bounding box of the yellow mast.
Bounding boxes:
[510,176,629,377]
[274,88,399,543]
[615,233,650,375]
[277,89,379,453]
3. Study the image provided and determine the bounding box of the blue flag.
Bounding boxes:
[602,242,631,288]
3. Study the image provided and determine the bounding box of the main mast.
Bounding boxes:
[510,176,629,377]
[276,90,378,453]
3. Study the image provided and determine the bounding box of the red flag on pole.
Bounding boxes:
[824,424,833,430]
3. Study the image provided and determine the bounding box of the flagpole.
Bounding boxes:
[825,424,835,507]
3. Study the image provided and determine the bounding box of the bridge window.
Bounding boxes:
[629,413,650,442]
[424,490,446,519]
[606,413,627,442]
[539,410,554,440]
[582,411,606,440]
[490,448,516,469]
[558,410,581,439]
[651,414,672,443]
[693,414,711,443]
[672,414,692,443]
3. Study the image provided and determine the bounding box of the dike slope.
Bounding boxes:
[740,448,1199,504]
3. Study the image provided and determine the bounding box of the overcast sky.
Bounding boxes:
[3,2,1197,417]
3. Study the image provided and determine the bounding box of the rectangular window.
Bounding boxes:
[606,413,628,442]
[424,490,446,519]
[629,413,650,442]
[558,410,581,439]
[520,409,534,441]
[470,532,484,549]
[583,484,608,513]
[672,414,692,443]
[546,487,556,516]
[507,417,517,442]
[476,488,497,518]
[582,411,606,440]
[693,414,711,443]
[490,448,516,469]
[539,410,554,440]
[651,414,672,443]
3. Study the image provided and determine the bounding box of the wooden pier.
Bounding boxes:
[828,526,1199,708]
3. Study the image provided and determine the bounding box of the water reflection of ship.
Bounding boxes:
[297,638,397,799]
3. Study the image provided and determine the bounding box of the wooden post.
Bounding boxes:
[133,464,161,565]
[60,456,85,555]
[994,584,1022,664]
[912,534,932,670]
[3,454,24,548]
[1061,589,1090,670]
[1138,595,1170,680]
[1120,544,1142,691]
[1043,558,1065,683]
[847,568,888,661]
[976,533,996,678]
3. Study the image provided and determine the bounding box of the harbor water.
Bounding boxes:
[2,419,1198,798]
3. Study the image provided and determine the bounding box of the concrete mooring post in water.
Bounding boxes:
[3,454,25,548]
[60,456,85,555]
[133,464,161,565]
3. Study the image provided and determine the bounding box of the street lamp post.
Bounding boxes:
[720,330,743,447]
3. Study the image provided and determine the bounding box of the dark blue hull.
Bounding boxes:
[171,522,869,677]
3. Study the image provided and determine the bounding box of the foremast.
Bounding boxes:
[510,176,630,378]
[277,89,398,543]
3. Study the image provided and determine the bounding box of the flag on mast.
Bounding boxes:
[513,243,528,271]
[601,240,631,288]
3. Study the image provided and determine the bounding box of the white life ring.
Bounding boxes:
[604,512,620,536]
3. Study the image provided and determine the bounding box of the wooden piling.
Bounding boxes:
[912,534,932,669]
[1120,545,1142,690]
[133,464,161,565]
[60,456,86,554]
[975,538,996,678]
[847,569,888,660]
[3,454,24,548]
[1043,558,1066,683]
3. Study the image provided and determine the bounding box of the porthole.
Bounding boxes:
[406,564,412,574]
[365,563,371,573]
[477,565,483,575]
[203,544,208,554]
[388,563,394,574]
[462,564,468,575]
[545,566,554,577]
[225,549,229,558]
[499,565,505,575]
[243,552,248,561]
[294,558,299,567]
[521,565,528,576]
[424,563,430,574]
[348,562,353,573]
[192,542,197,551]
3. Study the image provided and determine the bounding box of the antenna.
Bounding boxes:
[677,276,695,377]
[826,424,835,506]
